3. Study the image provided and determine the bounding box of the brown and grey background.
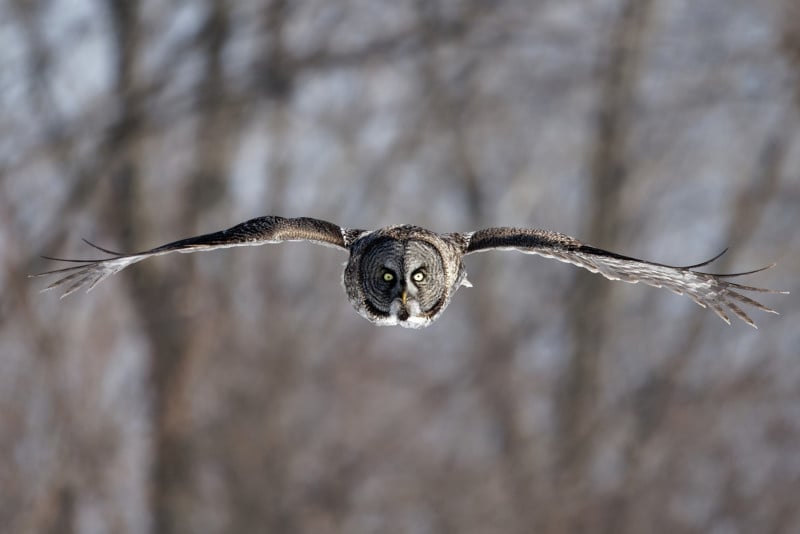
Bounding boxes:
[2,0,799,533]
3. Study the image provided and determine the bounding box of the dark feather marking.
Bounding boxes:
[460,226,787,327]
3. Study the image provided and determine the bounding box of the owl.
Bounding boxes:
[33,215,786,328]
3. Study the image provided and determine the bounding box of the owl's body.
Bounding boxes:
[344,225,470,328]
[34,216,786,328]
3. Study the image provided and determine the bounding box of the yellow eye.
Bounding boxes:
[382,272,394,282]
[412,271,425,282]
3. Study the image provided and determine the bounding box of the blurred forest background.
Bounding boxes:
[2,0,799,533]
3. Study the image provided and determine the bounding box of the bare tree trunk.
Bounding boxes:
[105,2,237,532]
[261,0,293,214]
[553,0,656,530]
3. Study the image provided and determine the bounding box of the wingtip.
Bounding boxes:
[681,248,729,269]
[59,287,81,299]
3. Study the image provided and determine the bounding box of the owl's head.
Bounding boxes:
[343,227,466,328]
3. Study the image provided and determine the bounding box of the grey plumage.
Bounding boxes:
[343,225,469,327]
[32,216,787,328]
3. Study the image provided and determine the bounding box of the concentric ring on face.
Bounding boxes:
[402,240,446,315]
[359,237,404,315]
[354,236,451,324]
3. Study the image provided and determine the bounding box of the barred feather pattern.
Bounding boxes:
[32,216,353,298]
[32,220,786,328]
[463,227,787,328]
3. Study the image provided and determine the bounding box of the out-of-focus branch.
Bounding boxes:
[606,107,792,532]
[554,0,656,529]
[413,3,545,531]
[780,0,800,109]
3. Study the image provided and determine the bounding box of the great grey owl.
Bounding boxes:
[34,215,786,328]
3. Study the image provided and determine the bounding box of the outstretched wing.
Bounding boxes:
[33,216,361,298]
[462,227,787,328]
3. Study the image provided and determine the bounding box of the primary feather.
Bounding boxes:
[463,227,787,328]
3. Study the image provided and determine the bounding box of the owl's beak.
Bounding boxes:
[401,289,408,307]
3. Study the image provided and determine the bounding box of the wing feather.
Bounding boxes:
[463,227,787,328]
[32,216,356,297]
